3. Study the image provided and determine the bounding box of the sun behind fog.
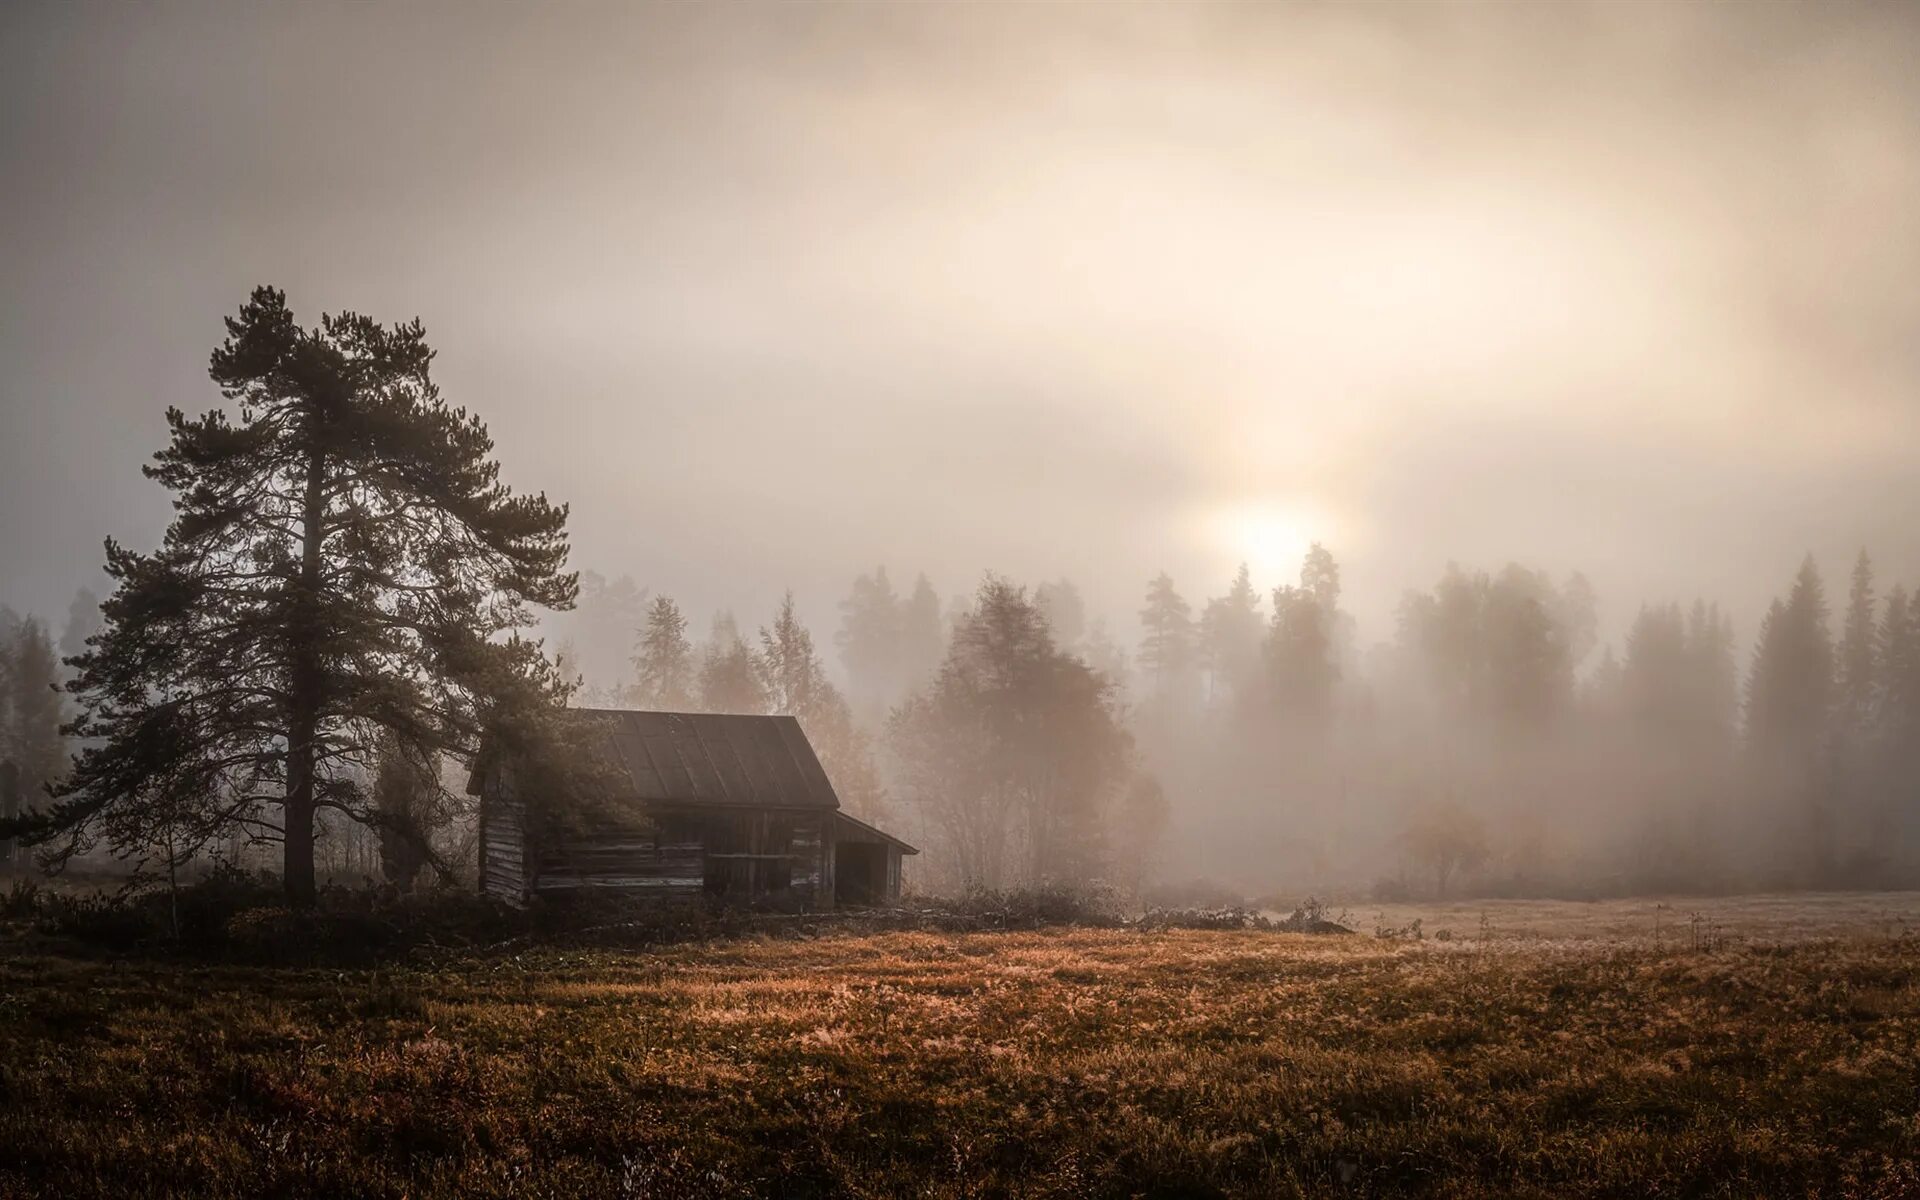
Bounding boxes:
[1210,500,1317,584]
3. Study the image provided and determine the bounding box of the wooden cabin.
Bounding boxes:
[471,708,916,908]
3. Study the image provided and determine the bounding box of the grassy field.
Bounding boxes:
[3,894,1919,1198]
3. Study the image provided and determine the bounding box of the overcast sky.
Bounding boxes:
[4,1,1918,660]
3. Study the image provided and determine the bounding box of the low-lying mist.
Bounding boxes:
[536,543,1919,905]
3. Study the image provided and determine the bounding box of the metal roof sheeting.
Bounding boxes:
[576,708,843,809]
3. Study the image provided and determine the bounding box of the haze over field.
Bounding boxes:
[4,2,1920,899]
[4,1,1918,642]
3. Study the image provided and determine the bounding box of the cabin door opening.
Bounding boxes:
[834,842,886,906]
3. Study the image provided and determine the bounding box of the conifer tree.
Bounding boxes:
[698,612,763,714]
[1746,555,1834,760]
[1837,550,1878,736]
[1268,546,1343,726]
[629,595,695,710]
[1137,571,1195,716]
[755,593,884,820]
[898,573,946,693]
[4,618,66,799]
[3,288,576,904]
[835,566,902,710]
[1199,563,1264,713]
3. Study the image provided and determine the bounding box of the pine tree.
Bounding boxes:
[757,592,831,717]
[1746,555,1834,760]
[1268,545,1343,727]
[698,612,763,714]
[4,618,66,799]
[1199,563,1264,713]
[1482,565,1573,728]
[1879,586,1915,737]
[4,288,576,904]
[898,573,945,693]
[1875,585,1919,791]
[835,567,902,710]
[1837,550,1878,737]
[755,593,884,821]
[1137,571,1195,716]
[1623,602,1689,738]
[629,595,695,710]
[1685,600,1739,751]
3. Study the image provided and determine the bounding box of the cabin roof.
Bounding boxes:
[575,707,843,810]
[832,809,919,855]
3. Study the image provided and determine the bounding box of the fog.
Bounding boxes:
[4,2,1920,898]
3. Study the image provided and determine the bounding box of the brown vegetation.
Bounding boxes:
[4,897,1919,1197]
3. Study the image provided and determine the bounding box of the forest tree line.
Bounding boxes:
[4,287,1914,904]
[541,544,1920,899]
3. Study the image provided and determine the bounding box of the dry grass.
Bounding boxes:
[3,895,1920,1198]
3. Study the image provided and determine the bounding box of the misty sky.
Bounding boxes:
[4,1,1918,660]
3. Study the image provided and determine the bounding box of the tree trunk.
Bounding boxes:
[284,446,326,908]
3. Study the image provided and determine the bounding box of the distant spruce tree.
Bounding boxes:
[898,573,946,692]
[4,617,66,799]
[835,566,903,710]
[4,288,576,904]
[1837,550,1878,737]
[1137,571,1195,716]
[629,595,695,710]
[699,612,764,714]
[1685,600,1740,751]
[755,592,886,821]
[1198,563,1264,714]
[1746,555,1834,761]
[1268,545,1343,727]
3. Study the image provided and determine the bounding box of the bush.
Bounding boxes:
[928,883,1127,928]
[1133,906,1272,931]
[5,867,526,963]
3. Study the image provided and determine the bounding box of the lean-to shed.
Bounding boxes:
[471,708,915,907]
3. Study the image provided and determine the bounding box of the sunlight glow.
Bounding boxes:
[1209,501,1319,586]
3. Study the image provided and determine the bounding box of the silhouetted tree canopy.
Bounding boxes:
[1,287,577,904]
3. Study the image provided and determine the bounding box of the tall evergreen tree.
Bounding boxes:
[835,566,902,710]
[1268,544,1343,727]
[4,288,576,904]
[1875,584,1920,797]
[1137,571,1195,716]
[1746,555,1834,760]
[4,618,66,800]
[898,573,946,693]
[755,593,884,820]
[1622,602,1690,739]
[1837,549,1878,736]
[1199,563,1264,713]
[1685,600,1739,751]
[629,595,695,710]
[698,612,763,714]
[757,592,832,717]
